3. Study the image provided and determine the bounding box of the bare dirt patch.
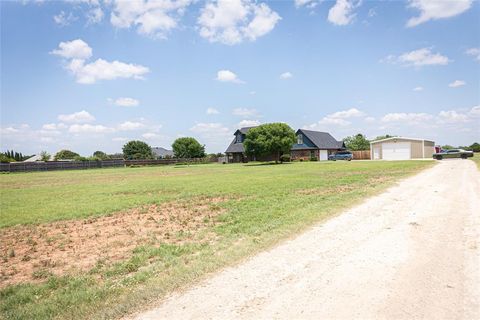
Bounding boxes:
[296,185,356,196]
[0,196,231,288]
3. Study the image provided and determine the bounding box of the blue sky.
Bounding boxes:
[1,0,479,155]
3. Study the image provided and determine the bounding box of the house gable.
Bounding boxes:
[225,126,257,154]
[292,131,317,150]
[294,129,344,150]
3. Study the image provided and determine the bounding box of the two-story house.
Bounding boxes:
[291,129,345,161]
[225,127,345,163]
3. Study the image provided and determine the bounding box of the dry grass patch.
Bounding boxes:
[296,185,356,196]
[0,196,231,288]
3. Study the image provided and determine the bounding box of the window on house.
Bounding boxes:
[236,134,242,143]
[297,134,303,145]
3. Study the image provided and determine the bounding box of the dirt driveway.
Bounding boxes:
[135,160,480,319]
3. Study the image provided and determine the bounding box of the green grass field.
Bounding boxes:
[471,152,480,168]
[1,161,434,319]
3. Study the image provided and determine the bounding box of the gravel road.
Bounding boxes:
[136,160,480,320]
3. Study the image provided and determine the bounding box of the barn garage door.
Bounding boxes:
[382,142,410,160]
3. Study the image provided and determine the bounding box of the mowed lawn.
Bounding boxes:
[1,161,433,320]
[471,152,480,168]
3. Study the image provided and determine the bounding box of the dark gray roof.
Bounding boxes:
[296,129,344,149]
[152,147,174,157]
[225,127,256,153]
[236,126,257,134]
[225,140,245,153]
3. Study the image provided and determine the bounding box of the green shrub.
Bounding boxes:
[280,154,291,162]
[54,150,79,161]
[0,154,15,163]
[92,151,109,160]
[310,156,318,161]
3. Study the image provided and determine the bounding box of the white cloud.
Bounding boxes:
[190,122,229,134]
[58,110,95,123]
[112,137,128,142]
[42,123,58,130]
[86,7,104,25]
[384,48,450,67]
[469,105,480,116]
[69,124,115,133]
[438,110,468,124]
[42,123,67,130]
[113,97,140,107]
[294,0,311,7]
[364,116,375,122]
[206,107,219,115]
[53,11,77,26]
[197,0,281,45]
[399,48,450,66]
[238,119,260,127]
[466,48,480,62]
[52,39,149,84]
[66,58,149,84]
[50,39,92,59]
[110,0,192,38]
[280,72,293,79]
[142,132,159,139]
[328,0,361,26]
[232,107,260,118]
[216,69,243,83]
[308,108,365,128]
[118,121,145,131]
[448,80,466,88]
[406,0,472,27]
[413,86,424,91]
[0,126,19,134]
[326,108,365,119]
[295,0,320,9]
[381,112,433,123]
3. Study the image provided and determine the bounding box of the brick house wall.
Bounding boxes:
[291,149,318,160]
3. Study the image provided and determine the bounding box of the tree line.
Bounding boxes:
[1,126,478,163]
[0,150,32,163]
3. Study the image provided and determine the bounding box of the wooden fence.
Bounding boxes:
[351,150,371,160]
[0,158,216,173]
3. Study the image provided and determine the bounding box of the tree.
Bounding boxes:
[441,145,454,150]
[372,134,396,141]
[243,123,296,163]
[465,142,480,152]
[122,140,153,159]
[344,134,370,151]
[172,137,206,158]
[54,149,79,160]
[0,154,14,163]
[93,151,109,160]
[40,151,50,161]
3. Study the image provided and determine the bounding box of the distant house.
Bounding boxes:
[225,127,344,163]
[24,154,42,162]
[23,154,52,162]
[291,129,345,161]
[152,147,174,159]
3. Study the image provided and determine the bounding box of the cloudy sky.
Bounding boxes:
[1,0,479,155]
